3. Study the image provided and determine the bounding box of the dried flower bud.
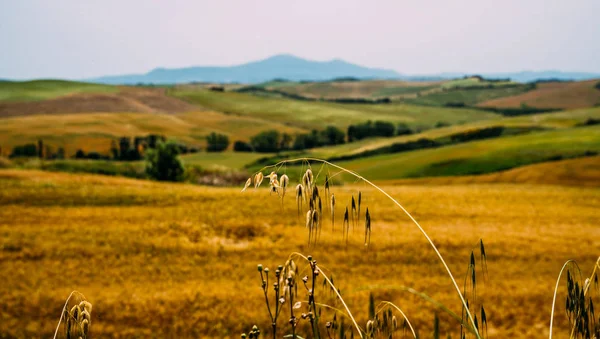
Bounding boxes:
[257,264,263,272]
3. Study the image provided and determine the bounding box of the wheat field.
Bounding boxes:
[0,168,598,338]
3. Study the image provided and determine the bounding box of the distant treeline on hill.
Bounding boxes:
[234,86,391,104]
[232,120,417,153]
[5,134,200,161]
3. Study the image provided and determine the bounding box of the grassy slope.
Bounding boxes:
[477,80,600,109]
[304,106,600,159]
[0,79,117,102]
[170,88,500,130]
[0,111,306,155]
[260,80,441,99]
[333,125,600,180]
[0,169,598,338]
[404,86,532,107]
[380,156,600,187]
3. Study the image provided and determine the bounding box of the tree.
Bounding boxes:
[233,141,253,152]
[279,133,293,151]
[10,144,37,158]
[37,139,44,158]
[75,149,86,159]
[119,137,131,160]
[250,130,280,153]
[321,126,345,145]
[145,140,185,182]
[110,140,119,160]
[373,121,395,137]
[396,123,413,136]
[206,132,230,152]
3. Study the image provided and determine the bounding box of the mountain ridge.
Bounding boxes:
[86,54,600,84]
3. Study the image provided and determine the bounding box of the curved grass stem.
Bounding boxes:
[260,158,481,339]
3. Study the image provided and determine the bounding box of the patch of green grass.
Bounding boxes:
[335,125,600,180]
[0,80,117,102]
[170,89,500,130]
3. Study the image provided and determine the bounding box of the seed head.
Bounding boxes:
[257,264,263,272]
[242,177,252,192]
[366,320,374,335]
[254,172,264,188]
[79,301,92,315]
[81,319,90,335]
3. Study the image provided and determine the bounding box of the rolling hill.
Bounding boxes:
[330,125,600,180]
[170,88,500,130]
[477,79,600,109]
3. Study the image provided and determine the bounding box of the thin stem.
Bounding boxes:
[53,291,85,339]
[261,158,481,339]
[290,252,363,338]
[376,301,417,339]
[549,259,577,339]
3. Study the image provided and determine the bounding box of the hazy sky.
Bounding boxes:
[1,0,599,79]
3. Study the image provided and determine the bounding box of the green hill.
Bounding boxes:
[332,125,600,180]
[169,88,500,130]
[0,80,117,102]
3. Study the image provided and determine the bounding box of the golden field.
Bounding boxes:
[0,168,598,338]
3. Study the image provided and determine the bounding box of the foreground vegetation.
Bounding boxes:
[0,169,598,338]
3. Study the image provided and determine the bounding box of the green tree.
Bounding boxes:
[396,122,413,136]
[250,130,280,153]
[206,132,230,152]
[321,126,345,145]
[145,140,185,182]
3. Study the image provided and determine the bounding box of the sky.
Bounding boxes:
[1,0,599,80]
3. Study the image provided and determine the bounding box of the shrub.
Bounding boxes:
[10,143,37,158]
[75,149,86,159]
[321,126,346,145]
[233,140,253,152]
[206,132,230,152]
[396,122,413,136]
[145,140,185,182]
[250,130,280,153]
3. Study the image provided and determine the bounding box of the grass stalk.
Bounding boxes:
[261,158,481,338]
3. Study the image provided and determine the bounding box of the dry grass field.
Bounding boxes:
[478,80,600,109]
[0,168,598,338]
[0,111,306,155]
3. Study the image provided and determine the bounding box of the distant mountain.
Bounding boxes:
[87,55,600,84]
[90,54,402,84]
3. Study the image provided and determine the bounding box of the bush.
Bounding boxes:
[595,81,600,90]
[396,123,413,136]
[250,130,280,153]
[75,149,86,159]
[206,132,230,152]
[10,144,37,158]
[145,140,185,182]
[234,141,253,152]
[321,126,346,145]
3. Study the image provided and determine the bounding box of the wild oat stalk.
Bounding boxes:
[247,158,482,338]
[53,291,92,339]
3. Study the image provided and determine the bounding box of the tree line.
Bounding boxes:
[229,121,416,153]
